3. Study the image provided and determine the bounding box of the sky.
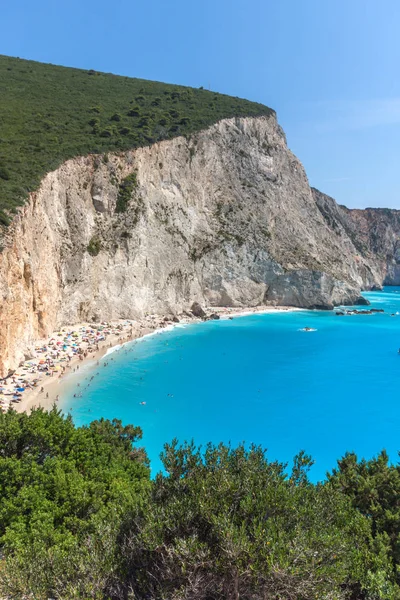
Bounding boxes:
[1,0,400,208]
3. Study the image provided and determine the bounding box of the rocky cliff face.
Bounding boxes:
[313,188,400,286]
[343,206,400,285]
[0,115,398,375]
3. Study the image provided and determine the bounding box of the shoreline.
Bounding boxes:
[5,305,301,415]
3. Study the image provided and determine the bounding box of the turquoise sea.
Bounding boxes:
[61,288,400,480]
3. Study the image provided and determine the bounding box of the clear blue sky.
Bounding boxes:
[2,0,400,208]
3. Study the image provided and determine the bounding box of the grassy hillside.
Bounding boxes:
[0,55,274,226]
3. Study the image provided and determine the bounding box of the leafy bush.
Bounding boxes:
[87,236,102,256]
[328,450,400,587]
[0,408,150,599]
[0,210,10,225]
[127,106,140,117]
[119,442,398,600]
[116,172,138,213]
[99,128,113,138]
[0,418,398,600]
[0,165,10,180]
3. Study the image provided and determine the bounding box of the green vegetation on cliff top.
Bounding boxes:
[0,55,273,226]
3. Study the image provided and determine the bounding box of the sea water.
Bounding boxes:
[61,288,400,480]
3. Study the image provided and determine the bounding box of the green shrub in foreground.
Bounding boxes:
[0,408,398,599]
[0,408,150,598]
[119,441,398,600]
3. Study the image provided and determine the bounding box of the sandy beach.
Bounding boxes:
[1,305,299,415]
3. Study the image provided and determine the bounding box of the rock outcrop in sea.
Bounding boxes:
[1,114,399,375]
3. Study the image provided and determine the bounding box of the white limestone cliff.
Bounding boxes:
[0,115,390,375]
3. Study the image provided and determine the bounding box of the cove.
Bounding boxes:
[61,288,400,480]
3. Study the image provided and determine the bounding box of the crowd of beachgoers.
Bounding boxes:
[0,319,144,412]
[0,305,296,413]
